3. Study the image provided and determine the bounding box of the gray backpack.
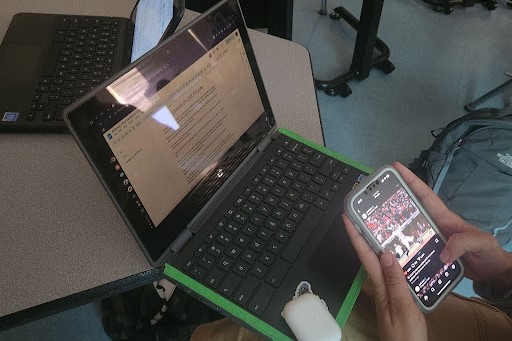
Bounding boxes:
[410,107,512,246]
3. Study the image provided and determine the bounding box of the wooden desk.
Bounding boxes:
[0,1,322,330]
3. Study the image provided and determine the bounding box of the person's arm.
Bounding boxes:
[343,214,427,341]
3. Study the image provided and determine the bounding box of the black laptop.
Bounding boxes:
[64,0,371,338]
[0,0,184,132]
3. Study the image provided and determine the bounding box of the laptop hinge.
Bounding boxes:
[256,134,273,152]
[169,229,193,254]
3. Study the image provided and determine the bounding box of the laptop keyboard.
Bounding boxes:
[183,136,355,316]
[28,17,121,124]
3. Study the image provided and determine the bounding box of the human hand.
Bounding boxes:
[392,162,512,290]
[343,213,427,341]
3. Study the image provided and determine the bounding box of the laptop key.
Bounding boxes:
[310,153,325,167]
[314,197,329,210]
[199,254,215,269]
[260,251,275,267]
[249,239,265,253]
[233,212,248,224]
[288,141,300,153]
[225,222,240,234]
[233,261,250,277]
[234,277,260,307]
[194,243,207,257]
[319,157,337,177]
[267,240,283,255]
[249,214,263,226]
[281,220,297,233]
[278,177,291,188]
[275,229,290,244]
[242,224,257,237]
[302,146,314,155]
[312,174,326,185]
[248,192,263,204]
[241,248,258,264]
[270,185,285,197]
[205,231,217,243]
[257,228,272,241]
[319,188,335,201]
[281,207,323,263]
[205,267,225,289]
[303,164,316,175]
[226,245,242,259]
[278,198,293,211]
[218,273,241,298]
[26,112,36,121]
[248,283,275,316]
[183,259,195,272]
[217,256,234,271]
[207,243,223,257]
[234,234,249,247]
[265,258,290,288]
[297,153,309,164]
[190,265,207,280]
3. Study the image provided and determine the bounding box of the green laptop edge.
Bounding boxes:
[163,128,373,340]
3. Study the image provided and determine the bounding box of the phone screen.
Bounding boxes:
[352,170,462,308]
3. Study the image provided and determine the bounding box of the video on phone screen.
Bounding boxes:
[354,171,462,307]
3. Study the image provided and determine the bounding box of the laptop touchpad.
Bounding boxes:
[306,218,361,305]
[0,45,42,83]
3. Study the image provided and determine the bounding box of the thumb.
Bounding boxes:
[439,231,496,263]
[380,252,414,312]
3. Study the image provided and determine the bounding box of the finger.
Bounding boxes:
[391,162,471,236]
[342,214,385,287]
[440,230,498,263]
[379,252,418,317]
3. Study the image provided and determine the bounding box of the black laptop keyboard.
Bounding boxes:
[183,136,355,316]
[28,17,121,124]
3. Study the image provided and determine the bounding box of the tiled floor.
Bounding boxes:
[2,0,511,339]
[297,0,511,170]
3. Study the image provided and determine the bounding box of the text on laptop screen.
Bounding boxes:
[104,29,264,227]
[66,1,275,262]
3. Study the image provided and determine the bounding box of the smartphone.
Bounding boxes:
[344,165,464,312]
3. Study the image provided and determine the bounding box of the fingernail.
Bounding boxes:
[440,249,450,263]
[381,253,394,268]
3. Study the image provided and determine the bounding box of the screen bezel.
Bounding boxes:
[64,0,276,266]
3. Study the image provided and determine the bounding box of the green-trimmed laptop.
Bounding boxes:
[64,0,370,338]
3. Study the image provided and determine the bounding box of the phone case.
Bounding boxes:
[343,165,464,312]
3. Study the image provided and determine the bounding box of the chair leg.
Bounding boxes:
[465,74,512,111]
[319,0,327,15]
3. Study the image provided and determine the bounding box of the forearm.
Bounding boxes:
[473,251,512,317]
[491,251,512,291]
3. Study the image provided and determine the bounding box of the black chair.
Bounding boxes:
[315,0,395,97]
[422,0,497,14]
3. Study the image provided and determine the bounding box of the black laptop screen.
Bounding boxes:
[66,0,275,264]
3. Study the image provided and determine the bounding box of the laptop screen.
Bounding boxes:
[65,0,275,264]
